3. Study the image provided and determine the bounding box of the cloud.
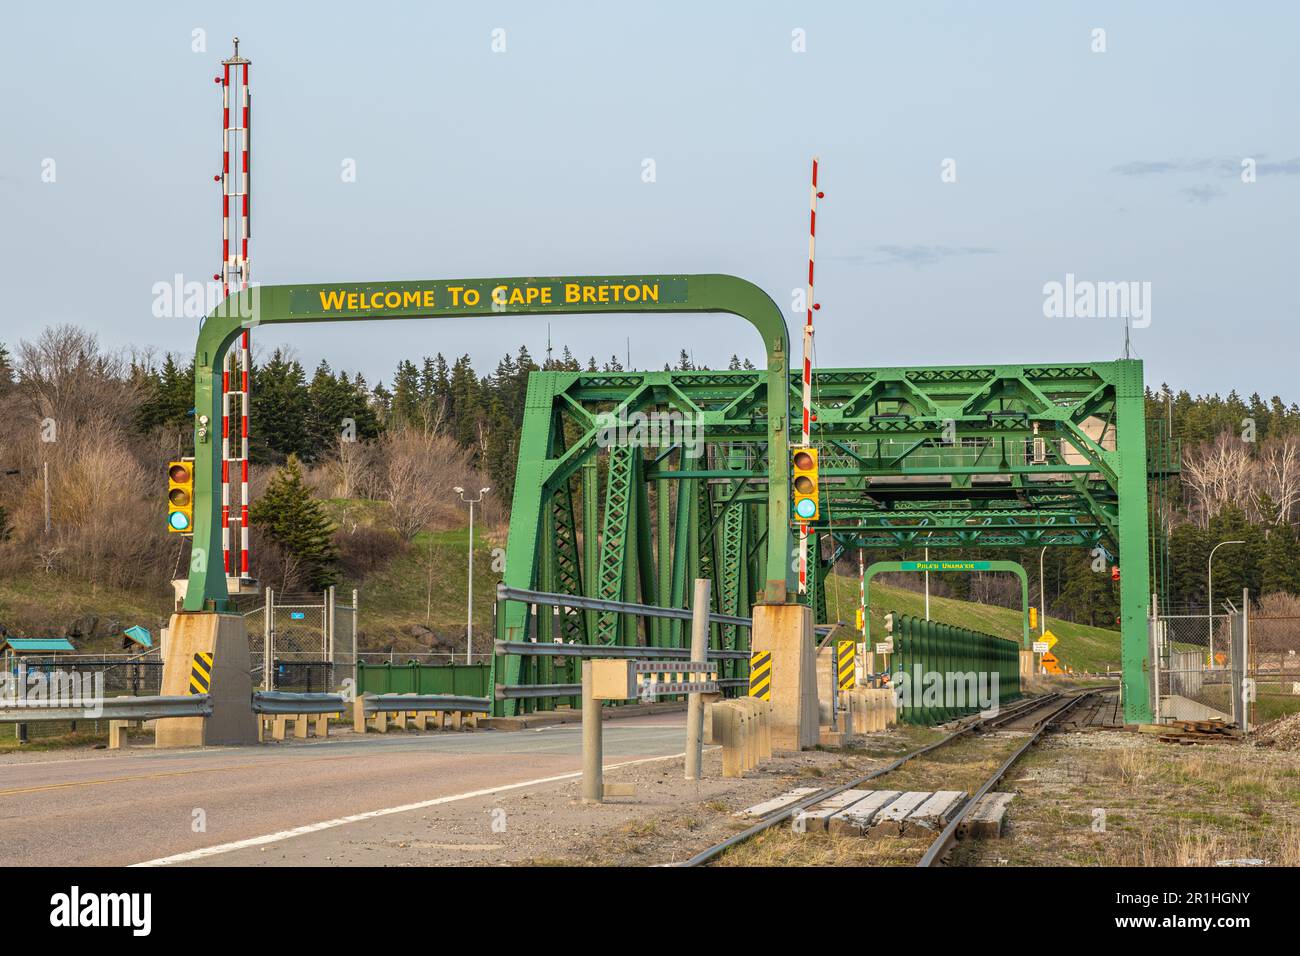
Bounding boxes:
[830,244,998,268]
[1111,155,1300,178]
[1181,184,1225,204]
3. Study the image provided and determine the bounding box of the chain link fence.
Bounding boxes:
[244,587,357,691]
[1153,612,1239,723]
[1245,614,1300,727]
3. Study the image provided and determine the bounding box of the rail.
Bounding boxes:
[0,695,212,723]
[252,691,347,716]
[678,690,1091,867]
[917,691,1096,866]
[496,583,752,628]
[363,693,491,714]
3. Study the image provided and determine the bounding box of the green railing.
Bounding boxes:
[356,662,490,698]
[887,612,1021,725]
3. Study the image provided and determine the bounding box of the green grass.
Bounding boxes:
[357,527,501,651]
[0,570,173,652]
[825,573,1123,673]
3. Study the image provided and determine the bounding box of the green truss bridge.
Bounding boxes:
[183,273,1176,725]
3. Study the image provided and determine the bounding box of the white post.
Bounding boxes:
[263,586,273,690]
[325,586,335,664]
[581,660,603,803]
[1039,546,1047,636]
[685,578,711,780]
[923,545,930,620]
[352,588,359,683]
[466,497,474,665]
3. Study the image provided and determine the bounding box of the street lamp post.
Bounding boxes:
[1038,545,1048,636]
[1207,539,1245,667]
[455,486,491,665]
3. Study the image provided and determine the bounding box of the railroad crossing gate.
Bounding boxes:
[188,276,1172,723]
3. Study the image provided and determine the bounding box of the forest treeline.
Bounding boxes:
[0,324,1296,623]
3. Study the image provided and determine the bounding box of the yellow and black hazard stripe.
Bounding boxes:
[748,650,772,700]
[189,651,213,695]
[837,640,856,690]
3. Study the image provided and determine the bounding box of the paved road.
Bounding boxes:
[0,716,689,866]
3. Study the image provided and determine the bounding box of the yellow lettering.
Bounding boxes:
[385,291,401,308]
[403,291,421,308]
[346,293,359,310]
[423,289,436,308]
[582,286,597,303]
[643,283,659,302]
[492,286,508,305]
[319,290,346,310]
[509,287,526,306]
[540,287,552,304]
[566,283,581,303]
[463,289,480,306]
[447,286,463,306]
[598,286,610,303]
[624,284,640,303]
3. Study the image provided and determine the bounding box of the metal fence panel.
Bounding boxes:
[1155,613,1237,723]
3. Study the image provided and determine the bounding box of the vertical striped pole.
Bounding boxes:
[219,59,233,575]
[217,40,252,580]
[797,158,822,594]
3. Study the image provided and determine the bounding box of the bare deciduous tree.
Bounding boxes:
[1182,433,1254,527]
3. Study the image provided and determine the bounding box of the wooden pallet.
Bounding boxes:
[1156,718,1243,745]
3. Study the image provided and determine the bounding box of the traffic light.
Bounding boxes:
[167,459,194,534]
[791,446,819,522]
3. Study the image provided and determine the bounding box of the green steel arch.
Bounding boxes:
[861,559,1030,649]
[184,274,794,615]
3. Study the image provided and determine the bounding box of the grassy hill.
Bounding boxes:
[825,573,1122,674]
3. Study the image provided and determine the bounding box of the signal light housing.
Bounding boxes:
[168,459,194,534]
[791,445,819,523]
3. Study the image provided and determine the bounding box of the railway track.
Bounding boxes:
[681,687,1107,868]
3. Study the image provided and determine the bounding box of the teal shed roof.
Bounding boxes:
[1,637,77,653]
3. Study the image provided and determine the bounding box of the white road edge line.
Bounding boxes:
[131,749,703,867]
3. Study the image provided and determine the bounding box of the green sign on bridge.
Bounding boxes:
[900,560,992,572]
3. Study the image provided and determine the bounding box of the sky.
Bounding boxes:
[2,1,1297,398]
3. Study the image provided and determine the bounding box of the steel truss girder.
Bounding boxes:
[500,358,1152,722]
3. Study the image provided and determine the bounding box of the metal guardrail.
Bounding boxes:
[0,695,212,723]
[493,640,749,661]
[252,691,347,716]
[496,584,752,629]
[364,693,491,714]
[496,683,580,700]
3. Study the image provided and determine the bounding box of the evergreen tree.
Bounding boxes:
[249,455,339,588]
[251,350,311,462]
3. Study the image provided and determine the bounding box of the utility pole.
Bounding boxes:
[455,487,490,664]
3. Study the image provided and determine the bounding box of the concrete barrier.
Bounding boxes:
[711,698,773,777]
[843,687,897,733]
[352,695,482,735]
